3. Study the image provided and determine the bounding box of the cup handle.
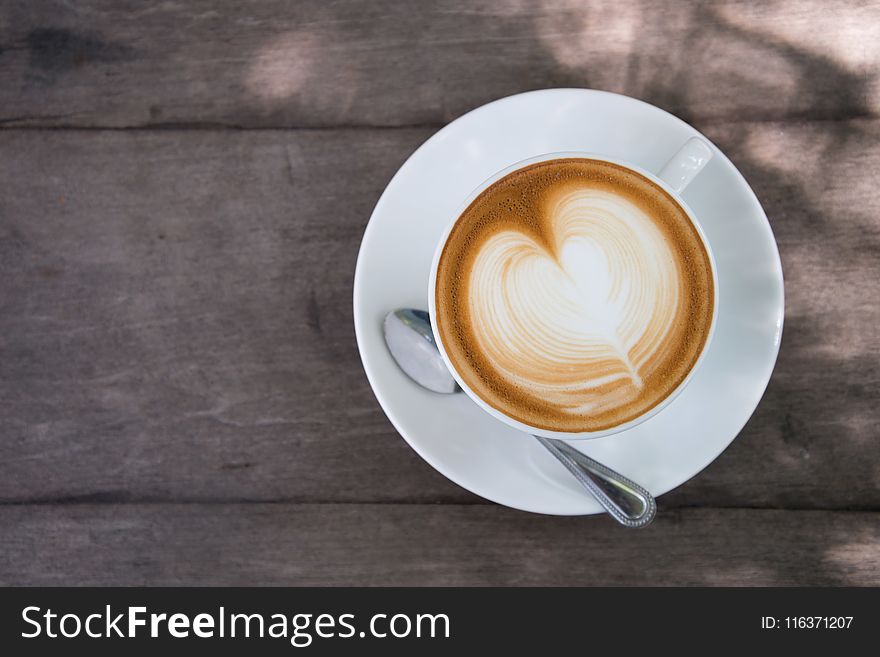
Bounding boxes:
[657,137,713,194]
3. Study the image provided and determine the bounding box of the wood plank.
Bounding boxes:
[0,0,877,128]
[0,504,877,585]
[1,120,878,508]
[0,127,471,504]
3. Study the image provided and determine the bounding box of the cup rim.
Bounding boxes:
[427,150,720,440]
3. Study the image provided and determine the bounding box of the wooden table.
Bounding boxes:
[1,1,878,586]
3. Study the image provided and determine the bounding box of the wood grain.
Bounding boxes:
[0,0,877,128]
[1,121,877,508]
[0,127,467,504]
[1,504,877,586]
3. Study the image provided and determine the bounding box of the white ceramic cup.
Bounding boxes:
[427,139,720,440]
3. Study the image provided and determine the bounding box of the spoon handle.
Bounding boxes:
[534,436,657,528]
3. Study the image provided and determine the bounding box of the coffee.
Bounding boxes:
[434,158,715,432]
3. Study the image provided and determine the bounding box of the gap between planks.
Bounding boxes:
[0,111,877,132]
[0,499,878,513]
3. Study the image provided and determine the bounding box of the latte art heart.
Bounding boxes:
[435,159,715,433]
[470,188,679,411]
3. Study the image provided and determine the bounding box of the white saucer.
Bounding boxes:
[353,89,784,516]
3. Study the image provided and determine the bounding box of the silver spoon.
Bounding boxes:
[384,308,656,528]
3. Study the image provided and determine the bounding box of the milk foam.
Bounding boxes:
[467,187,678,416]
[435,158,715,432]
